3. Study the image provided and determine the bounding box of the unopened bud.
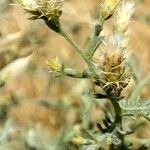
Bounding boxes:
[47,57,62,72]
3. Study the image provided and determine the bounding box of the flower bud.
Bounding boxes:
[47,57,62,72]
[72,136,88,145]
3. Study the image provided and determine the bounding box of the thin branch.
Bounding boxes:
[62,68,91,78]
[85,24,103,60]
[60,28,86,60]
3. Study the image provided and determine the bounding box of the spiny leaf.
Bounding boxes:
[120,99,150,121]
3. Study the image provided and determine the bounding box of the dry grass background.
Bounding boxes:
[0,0,150,148]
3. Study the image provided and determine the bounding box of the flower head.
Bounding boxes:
[114,1,135,48]
[39,0,63,19]
[17,0,39,11]
[100,0,121,20]
[115,1,135,34]
[96,38,130,98]
[16,0,63,20]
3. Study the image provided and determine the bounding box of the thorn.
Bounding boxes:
[103,119,109,128]
[96,123,103,131]
[105,116,112,123]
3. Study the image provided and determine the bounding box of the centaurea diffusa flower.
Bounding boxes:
[96,38,130,98]
[100,0,121,21]
[114,1,135,48]
[16,0,39,11]
[115,1,134,34]
[16,0,63,20]
[16,0,63,32]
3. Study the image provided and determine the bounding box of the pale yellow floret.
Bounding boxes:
[16,0,63,19]
[100,0,121,20]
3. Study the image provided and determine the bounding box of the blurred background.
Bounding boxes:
[0,0,150,149]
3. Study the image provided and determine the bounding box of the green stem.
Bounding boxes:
[60,28,106,85]
[109,98,124,149]
[60,28,86,60]
[62,68,91,78]
[85,24,103,60]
